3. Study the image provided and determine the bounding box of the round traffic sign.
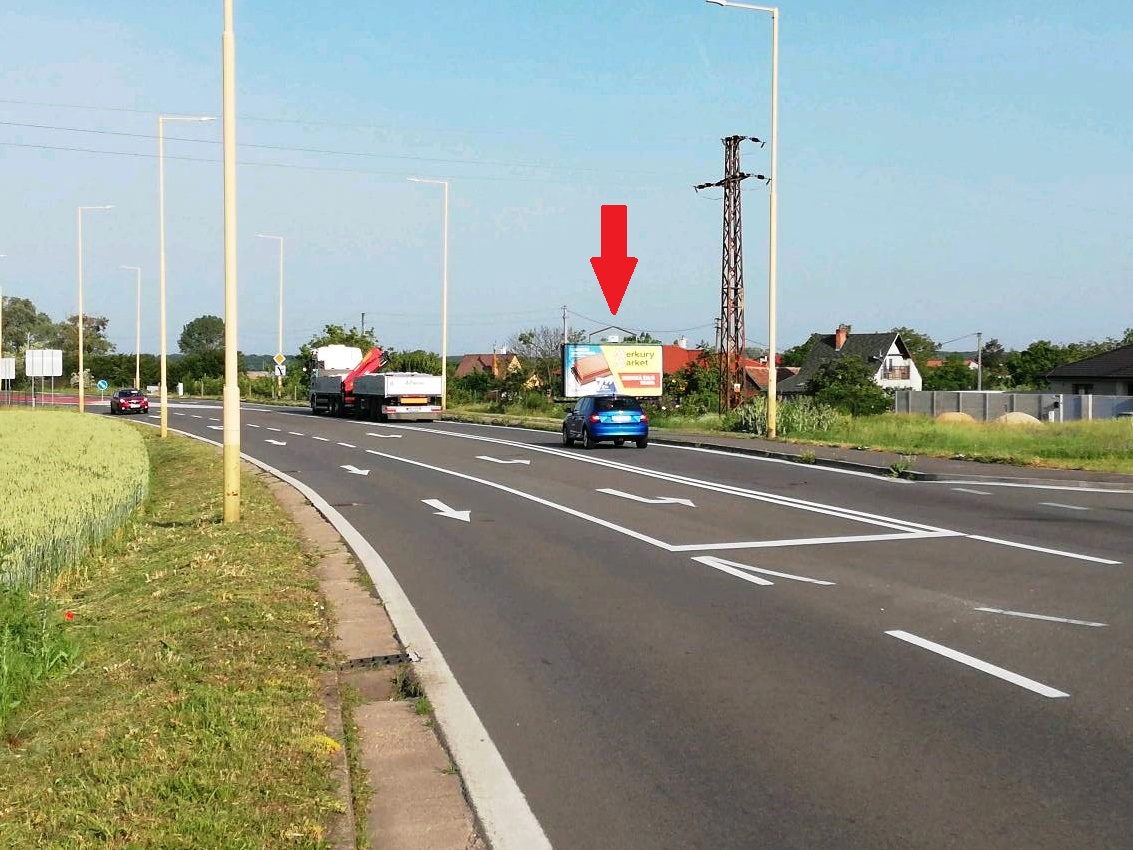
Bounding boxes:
[96,379,109,391]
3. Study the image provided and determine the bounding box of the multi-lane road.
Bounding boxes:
[143,401,1131,850]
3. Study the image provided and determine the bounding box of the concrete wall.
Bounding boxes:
[893,391,1133,421]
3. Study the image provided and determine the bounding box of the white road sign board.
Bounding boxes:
[25,349,63,378]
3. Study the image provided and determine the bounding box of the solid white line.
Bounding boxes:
[952,487,992,495]
[312,436,329,442]
[692,556,774,586]
[1039,502,1090,511]
[966,534,1120,565]
[973,607,1108,628]
[691,555,835,585]
[142,424,552,849]
[885,630,1069,698]
[338,442,356,448]
[668,530,959,553]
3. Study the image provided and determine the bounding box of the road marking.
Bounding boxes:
[952,487,992,495]
[931,480,1133,494]
[289,431,305,436]
[209,417,219,421]
[966,534,1120,565]
[885,630,1069,698]
[973,607,1108,628]
[191,414,202,418]
[207,425,223,431]
[422,498,471,522]
[173,412,185,416]
[148,414,160,419]
[312,436,329,442]
[597,488,695,507]
[248,423,260,428]
[477,456,532,465]
[265,439,287,446]
[266,427,282,432]
[338,442,356,448]
[145,423,553,850]
[1039,502,1090,511]
[693,556,773,586]
[669,530,960,552]
[366,432,403,439]
[341,464,369,476]
[691,555,835,585]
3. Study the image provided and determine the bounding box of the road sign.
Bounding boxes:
[0,358,14,381]
[96,379,109,391]
[25,349,63,377]
[273,353,286,366]
[273,363,287,378]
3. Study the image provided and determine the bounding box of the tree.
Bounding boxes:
[507,325,568,392]
[387,349,442,374]
[623,331,661,344]
[0,296,60,356]
[59,314,115,356]
[179,315,225,355]
[980,338,1005,371]
[1004,340,1066,389]
[807,356,891,416]
[923,355,977,391]
[890,326,937,371]
[781,334,818,367]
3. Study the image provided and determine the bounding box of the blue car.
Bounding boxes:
[562,395,649,449]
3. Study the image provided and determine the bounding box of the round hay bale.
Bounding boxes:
[993,411,1041,426]
[935,411,976,424]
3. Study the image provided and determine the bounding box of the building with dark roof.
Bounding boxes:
[1046,343,1133,395]
[778,324,922,394]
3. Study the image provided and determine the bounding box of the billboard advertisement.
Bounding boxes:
[563,343,663,398]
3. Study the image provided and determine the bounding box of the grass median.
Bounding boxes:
[0,427,342,848]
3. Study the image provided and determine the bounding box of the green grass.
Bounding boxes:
[788,414,1133,473]
[0,429,342,848]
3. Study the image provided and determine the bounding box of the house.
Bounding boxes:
[661,343,705,375]
[1045,343,1133,395]
[926,356,978,370]
[743,364,800,394]
[778,324,923,394]
[455,352,523,381]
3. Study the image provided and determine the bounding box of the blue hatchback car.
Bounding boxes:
[562,395,649,449]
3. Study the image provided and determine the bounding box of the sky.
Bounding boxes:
[2,1,1132,359]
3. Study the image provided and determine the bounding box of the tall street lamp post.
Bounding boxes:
[120,265,143,388]
[706,0,780,438]
[158,113,215,437]
[221,0,241,522]
[408,177,450,409]
[77,205,114,413]
[255,233,285,395]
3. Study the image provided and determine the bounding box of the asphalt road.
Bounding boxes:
[149,402,1133,850]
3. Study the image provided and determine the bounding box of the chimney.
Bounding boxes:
[676,336,689,350]
[835,323,851,351]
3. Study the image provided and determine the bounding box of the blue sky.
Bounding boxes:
[2,1,1131,357]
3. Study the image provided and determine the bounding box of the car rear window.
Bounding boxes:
[122,390,142,397]
[593,397,642,412]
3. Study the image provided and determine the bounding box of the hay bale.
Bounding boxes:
[935,411,976,424]
[994,411,1041,426]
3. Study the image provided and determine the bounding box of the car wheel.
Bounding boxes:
[583,427,597,450]
[562,427,575,447]
[635,436,648,449]
[613,438,625,447]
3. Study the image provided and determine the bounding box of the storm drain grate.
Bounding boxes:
[340,652,411,670]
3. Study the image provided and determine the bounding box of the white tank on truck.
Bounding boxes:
[354,372,443,421]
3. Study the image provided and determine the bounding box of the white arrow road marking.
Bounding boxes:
[596,488,695,507]
[265,439,287,446]
[477,456,531,465]
[974,607,1107,628]
[886,630,1069,698]
[207,425,223,430]
[342,465,370,476]
[422,498,471,523]
[366,432,403,439]
[691,555,835,586]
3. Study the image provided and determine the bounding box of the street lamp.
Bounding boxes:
[408,177,450,409]
[255,233,285,395]
[221,0,241,523]
[705,0,780,438]
[159,113,216,437]
[120,265,143,388]
[0,254,6,361]
[77,205,114,413]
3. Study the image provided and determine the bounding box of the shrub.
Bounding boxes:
[729,396,841,437]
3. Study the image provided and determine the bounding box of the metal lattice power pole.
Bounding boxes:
[696,135,765,412]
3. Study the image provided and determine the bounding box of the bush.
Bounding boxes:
[0,590,79,728]
[729,396,841,437]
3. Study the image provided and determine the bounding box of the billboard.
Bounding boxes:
[25,349,63,378]
[563,343,663,398]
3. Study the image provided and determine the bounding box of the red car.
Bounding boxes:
[110,388,150,415]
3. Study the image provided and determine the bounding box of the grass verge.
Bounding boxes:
[0,428,343,848]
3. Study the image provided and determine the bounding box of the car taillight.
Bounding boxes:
[639,413,648,423]
[589,414,600,423]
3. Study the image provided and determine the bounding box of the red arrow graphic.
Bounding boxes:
[590,205,638,316]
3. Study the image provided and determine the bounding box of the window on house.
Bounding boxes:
[1072,384,1094,395]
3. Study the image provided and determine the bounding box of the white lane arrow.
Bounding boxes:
[342,465,370,476]
[596,488,695,507]
[476,456,531,465]
[366,432,403,439]
[265,439,287,446]
[691,555,835,587]
[422,498,471,523]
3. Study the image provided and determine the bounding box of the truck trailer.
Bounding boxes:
[353,372,443,421]
[308,345,387,416]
